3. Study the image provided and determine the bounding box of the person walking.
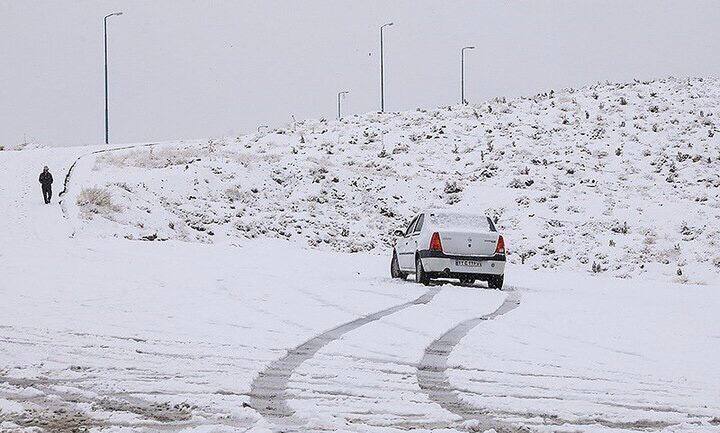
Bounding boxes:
[39,166,53,204]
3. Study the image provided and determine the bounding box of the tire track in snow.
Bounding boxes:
[417,288,526,433]
[249,287,440,431]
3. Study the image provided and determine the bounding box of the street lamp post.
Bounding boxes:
[337,91,349,120]
[104,11,123,145]
[461,46,475,105]
[380,22,393,112]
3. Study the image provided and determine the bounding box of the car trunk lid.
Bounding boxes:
[438,231,498,256]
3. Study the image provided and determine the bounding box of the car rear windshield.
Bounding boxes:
[428,212,496,232]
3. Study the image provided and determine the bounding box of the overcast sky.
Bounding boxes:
[1,0,719,147]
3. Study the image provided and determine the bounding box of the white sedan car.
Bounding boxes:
[390,210,506,288]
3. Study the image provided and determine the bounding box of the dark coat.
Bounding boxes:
[39,171,53,187]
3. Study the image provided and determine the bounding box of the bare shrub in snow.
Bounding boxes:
[97,147,203,169]
[392,142,409,154]
[518,250,536,264]
[206,137,227,152]
[611,221,629,234]
[680,222,702,241]
[445,194,461,205]
[643,231,657,245]
[114,182,133,192]
[444,181,463,194]
[224,186,245,201]
[76,187,120,218]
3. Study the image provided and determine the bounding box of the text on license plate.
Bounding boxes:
[456,260,482,267]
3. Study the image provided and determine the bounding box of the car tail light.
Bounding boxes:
[495,235,505,254]
[429,232,443,252]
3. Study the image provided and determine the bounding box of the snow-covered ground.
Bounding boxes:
[1,77,719,433]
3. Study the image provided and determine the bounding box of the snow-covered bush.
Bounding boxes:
[443,181,463,194]
[224,185,245,201]
[1,139,44,151]
[76,187,121,218]
[96,147,204,169]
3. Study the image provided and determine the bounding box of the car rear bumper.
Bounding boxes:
[418,250,505,277]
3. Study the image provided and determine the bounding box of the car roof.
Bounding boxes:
[423,208,485,217]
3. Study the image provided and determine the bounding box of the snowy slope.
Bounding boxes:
[71,77,720,284]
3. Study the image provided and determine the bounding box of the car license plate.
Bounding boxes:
[456,260,481,267]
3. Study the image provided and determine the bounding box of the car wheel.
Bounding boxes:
[391,251,407,279]
[488,275,504,289]
[415,257,430,285]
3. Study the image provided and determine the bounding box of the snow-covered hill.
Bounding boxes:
[69,77,720,283]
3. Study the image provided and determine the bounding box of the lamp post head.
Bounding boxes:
[382,22,394,29]
[115,12,123,16]
[463,46,475,51]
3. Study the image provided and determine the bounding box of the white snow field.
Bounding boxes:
[1,77,719,433]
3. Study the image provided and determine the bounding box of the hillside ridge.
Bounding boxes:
[69,76,720,283]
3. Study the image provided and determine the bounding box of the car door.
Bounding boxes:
[397,215,418,270]
[406,213,424,262]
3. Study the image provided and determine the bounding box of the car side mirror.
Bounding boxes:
[393,229,405,237]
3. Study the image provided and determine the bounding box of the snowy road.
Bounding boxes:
[249,287,441,430]
[1,146,719,433]
[417,290,523,433]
